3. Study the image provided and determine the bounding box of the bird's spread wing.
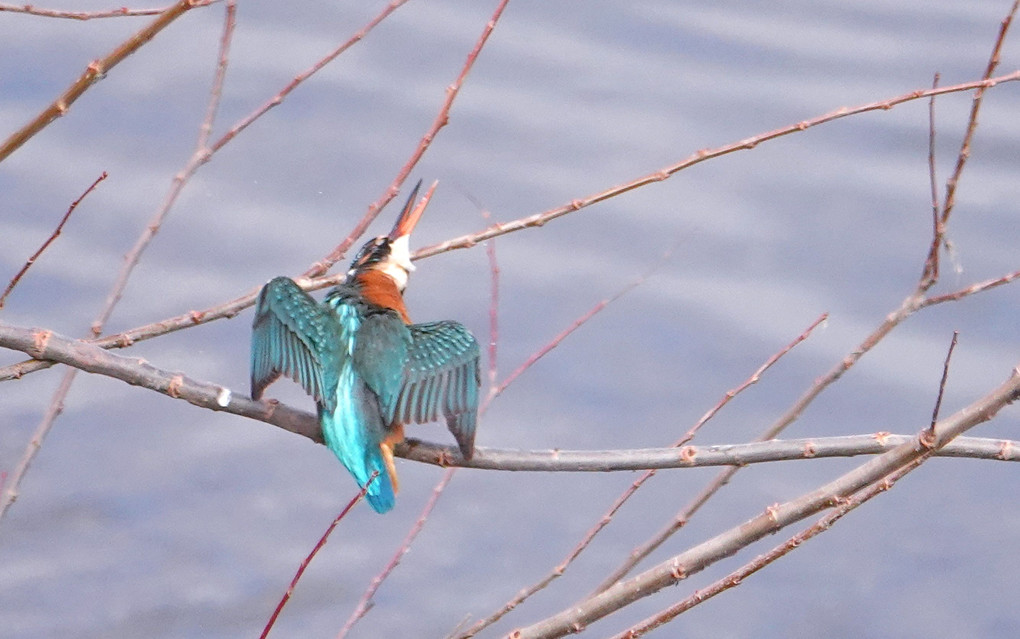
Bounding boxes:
[250,276,343,413]
[392,321,481,459]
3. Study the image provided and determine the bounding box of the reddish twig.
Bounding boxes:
[514,368,1020,638]
[939,1,1017,227]
[90,0,237,336]
[920,269,1020,307]
[0,1,237,527]
[0,0,210,164]
[0,171,107,309]
[307,0,513,279]
[612,453,932,638]
[415,71,1020,261]
[337,468,455,638]
[260,474,376,639]
[590,313,829,595]
[4,69,1018,383]
[0,1,216,20]
[613,332,968,638]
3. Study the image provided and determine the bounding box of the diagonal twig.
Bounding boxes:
[613,328,969,638]
[513,367,1020,638]
[0,0,211,163]
[591,313,827,595]
[0,1,238,526]
[336,468,455,638]
[4,70,1018,383]
[1,171,107,309]
[259,473,376,639]
[415,72,1020,261]
[306,0,512,279]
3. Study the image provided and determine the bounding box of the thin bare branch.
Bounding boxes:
[415,71,1020,261]
[4,324,1018,473]
[492,248,672,403]
[612,449,933,638]
[927,331,959,435]
[337,468,455,638]
[513,367,1020,638]
[0,1,216,20]
[940,1,1018,227]
[927,73,941,259]
[260,474,375,639]
[307,0,512,278]
[0,0,210,163]
[4,71,1018,383]
[90,0,237,336]
[920,268,1020,307]
[0,171,107,309]
[0,367,74,522]
[484,230,500,403]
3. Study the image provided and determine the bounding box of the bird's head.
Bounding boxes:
[348,180,436,292]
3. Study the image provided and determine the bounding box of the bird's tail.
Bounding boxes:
[363,471,396,514]
[320,402,396,514]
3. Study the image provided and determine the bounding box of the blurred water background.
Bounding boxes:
[1,1,1019,637]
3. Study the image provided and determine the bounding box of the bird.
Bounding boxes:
[249,181,480,513]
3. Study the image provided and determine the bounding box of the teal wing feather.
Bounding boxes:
[392,321,481,459]
[250,276,342,413]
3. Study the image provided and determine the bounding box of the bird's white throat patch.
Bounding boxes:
[377,234,415,290]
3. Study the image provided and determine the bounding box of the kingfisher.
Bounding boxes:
[250,181,480,513]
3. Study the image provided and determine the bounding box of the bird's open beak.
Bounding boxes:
[388,179,438,240]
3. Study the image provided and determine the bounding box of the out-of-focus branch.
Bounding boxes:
[306,0,511,278]
[0,1,216,20]
[3,71,1017,382]
[611,329,970,638]
[455,312,825,638]
[512,367,1020,639]
[0,0,210,163]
